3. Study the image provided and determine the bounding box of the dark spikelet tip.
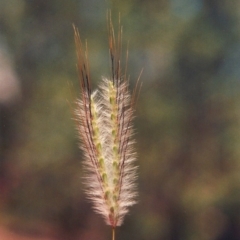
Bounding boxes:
[73,24,92,98]
[107,11,123,87]
[131,69,143,109]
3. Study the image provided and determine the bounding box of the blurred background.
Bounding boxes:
[1,0,240,239]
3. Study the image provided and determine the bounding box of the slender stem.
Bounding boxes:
[112,227,115,240]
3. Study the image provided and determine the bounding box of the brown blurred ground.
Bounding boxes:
[0,223,59,240]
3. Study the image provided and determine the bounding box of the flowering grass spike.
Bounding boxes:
[74,13,140,239]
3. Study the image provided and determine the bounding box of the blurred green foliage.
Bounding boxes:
[1,0,240,239]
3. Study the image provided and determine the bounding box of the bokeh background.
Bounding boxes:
[1,0,240,239]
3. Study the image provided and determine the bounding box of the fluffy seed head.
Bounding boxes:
[73,13,140,227]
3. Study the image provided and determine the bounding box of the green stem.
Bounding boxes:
[112,227,115,240]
